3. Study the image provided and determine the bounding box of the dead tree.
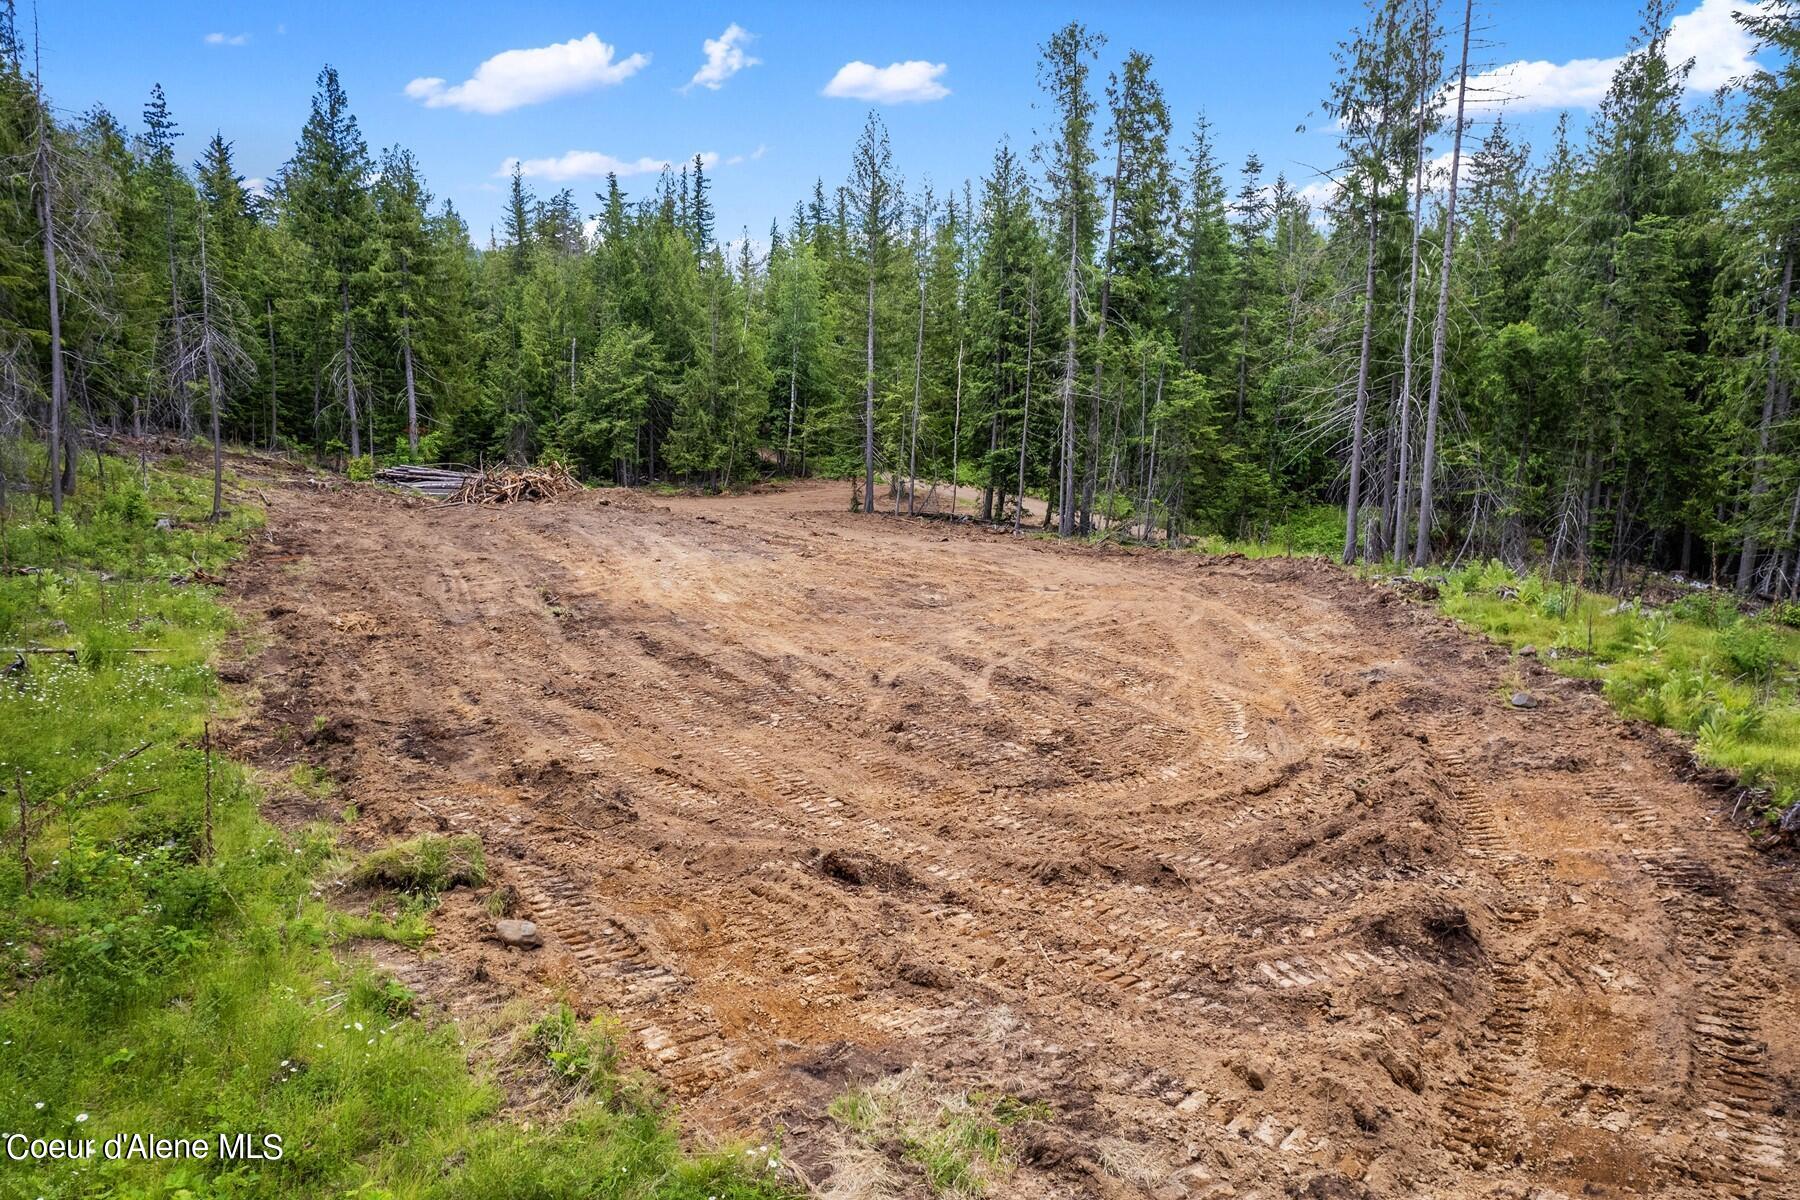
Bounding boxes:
[192,203,254,520]
[32,71,67,513]
[1413,0,1474,567]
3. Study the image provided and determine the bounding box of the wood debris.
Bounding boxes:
[374,464,477,499]
[445,462,581,505]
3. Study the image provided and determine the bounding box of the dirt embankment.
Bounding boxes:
[222,474,1797,1199]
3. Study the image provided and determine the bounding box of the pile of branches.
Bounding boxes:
[447,462,581,505]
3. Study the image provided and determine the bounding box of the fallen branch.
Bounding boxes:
[53,740,153,805]
[3,646,168,656]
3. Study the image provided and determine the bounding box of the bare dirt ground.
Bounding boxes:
[223,472,1798,1199]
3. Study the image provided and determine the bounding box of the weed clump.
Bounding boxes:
[827,1069,1050,1196]
[351,833,486,893]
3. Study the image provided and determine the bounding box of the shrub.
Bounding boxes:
[1670,590,1740,628]
[1719,620,1779,686]
[531,1003,623,1097]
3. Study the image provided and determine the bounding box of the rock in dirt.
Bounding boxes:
[1509,691,1539,709]
[495,918,541,949]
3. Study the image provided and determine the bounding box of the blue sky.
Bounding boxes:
[40,1,1766,244]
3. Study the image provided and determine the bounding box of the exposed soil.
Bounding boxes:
[223,472,1797,1199]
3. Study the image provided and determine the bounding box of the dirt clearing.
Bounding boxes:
[225,475,1797,1199]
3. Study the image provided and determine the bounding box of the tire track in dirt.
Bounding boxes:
[228,475,1798,1200]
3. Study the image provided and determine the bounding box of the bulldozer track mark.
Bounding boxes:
[235,479,1800,1200]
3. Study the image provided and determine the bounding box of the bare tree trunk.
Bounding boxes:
[863,264,876,513]
[950,338,963,518]
[342,282,361,460]
[1016,275,1037,536]
[1141,418,1160,542]
[1775,478,1800,597]
[1142,363,1164,540]
[785,340,798,469]
[266,299,278,451]
[168,238,189,435]
[403,334,420,458]
[1393,29,1432,562]
[1082,138,1124,536]
[1738,246,1792,593]
[35,104,66,515]
[1058,208,1080,538]
[1343,206,1380,564]
[1412,0,1473,567]
[198,211,225,521]
[907,269,925,515]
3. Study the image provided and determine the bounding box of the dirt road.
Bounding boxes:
[227,474,1797,1199]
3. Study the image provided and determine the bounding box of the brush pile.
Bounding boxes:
[447,462,582,505]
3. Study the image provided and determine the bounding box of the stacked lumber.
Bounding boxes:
[374,465,475,498]
[447,462,581,505]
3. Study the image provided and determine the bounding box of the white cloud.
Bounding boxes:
[499,149,720,182]
[244,177,269,197]
[407,33,649,114]
[822,60,949,104]
[1292,179,1338,212]
[685,23,758,92]
[1463,0,1761,112]
[204,32,249,47]
[723,232,769,263]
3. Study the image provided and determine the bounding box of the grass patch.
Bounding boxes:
[350,833,486,895]
[827,1069,1049,1197]
[1190,503,1347,559]
[1382,558,1800,829]
[0,442,797,1200]
[330,893,439,948]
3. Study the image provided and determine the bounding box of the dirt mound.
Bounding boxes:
[226,476,1798,1199]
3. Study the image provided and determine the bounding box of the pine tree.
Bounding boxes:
[849,111,897,513]
[1036,21,1104,536]
[281,65,373,458]
[372,146,434,456]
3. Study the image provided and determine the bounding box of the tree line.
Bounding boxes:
[2,0,1797,595]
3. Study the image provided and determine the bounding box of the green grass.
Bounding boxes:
[0,444,796,1200]
[1189,503,1348,558]
[1381,559,1800,827]
[349,834,486,895]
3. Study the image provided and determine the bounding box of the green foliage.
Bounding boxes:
[1669,590,1741,627]
[1719,619,1780,686]
[530,1004,626,1099]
